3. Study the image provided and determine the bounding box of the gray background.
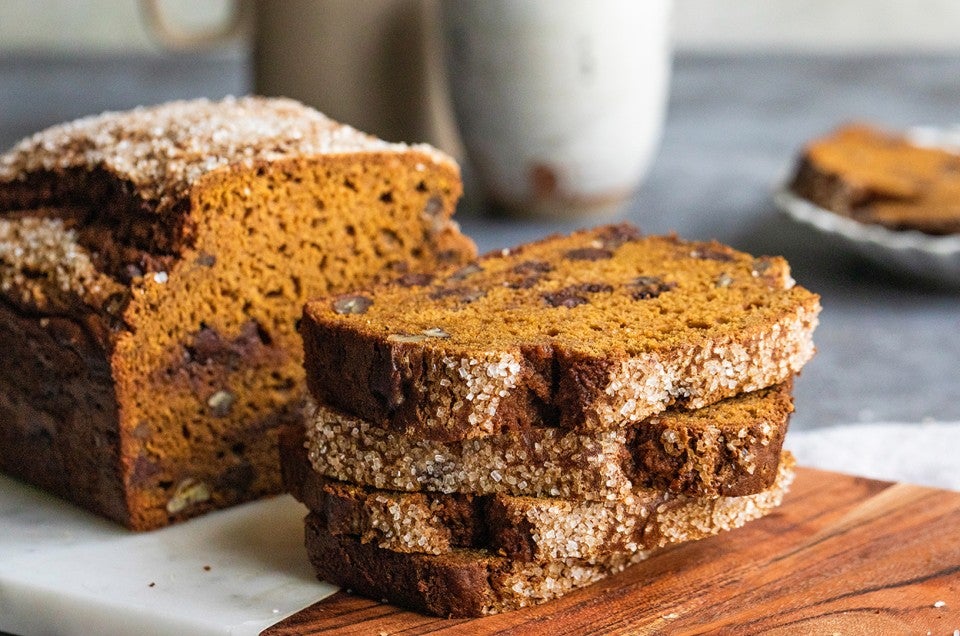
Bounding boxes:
[2,52,958,431]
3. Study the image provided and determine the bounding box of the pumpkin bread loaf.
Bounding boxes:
[283,423,795,563]
[301,224,820,441]
[789,123,960,235]
[301,382,794,500]
[0,97,475,530]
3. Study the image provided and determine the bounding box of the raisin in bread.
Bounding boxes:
[0,97,475,530]
[789,123,960,235]
[301,382,794,500]
[283,424,795,562]
[302,224,819,441]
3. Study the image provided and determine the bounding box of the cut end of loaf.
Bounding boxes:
[116,152,472,530]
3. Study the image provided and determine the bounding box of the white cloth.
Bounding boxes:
[787,421,960,492]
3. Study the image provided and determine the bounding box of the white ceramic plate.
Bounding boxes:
[776,126,960,286]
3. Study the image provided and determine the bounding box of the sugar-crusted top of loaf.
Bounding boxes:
[0,96,454,214]
[0,215,122,314]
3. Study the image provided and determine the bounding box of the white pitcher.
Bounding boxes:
[440,0,673,218]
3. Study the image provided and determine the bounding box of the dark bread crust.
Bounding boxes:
[305,513,495,617]
[790,156,868,216]
[301,317,622,443]
[0,301,127,522]
[0,166,189,270]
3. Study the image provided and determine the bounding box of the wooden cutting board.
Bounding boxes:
[263,467,960,634]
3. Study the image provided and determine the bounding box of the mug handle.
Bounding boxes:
[140,0,253,50]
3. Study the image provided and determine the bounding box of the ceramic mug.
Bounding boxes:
[141,0,459,150]
[439,0,673,218]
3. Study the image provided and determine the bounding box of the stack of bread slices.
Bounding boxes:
[283,224,821,617]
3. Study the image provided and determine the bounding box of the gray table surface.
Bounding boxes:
[2,52,958,432]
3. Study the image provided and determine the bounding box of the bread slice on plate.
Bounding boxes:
[302,224,820,441]
[789,123,960,235]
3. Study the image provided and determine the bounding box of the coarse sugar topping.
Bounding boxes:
[0,96,454,213]
[304,398,635,500]
[0,216,123,312]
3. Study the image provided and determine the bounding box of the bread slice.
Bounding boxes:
[789,123,960,235]
[301,224,819,441]
[284,422,795,562]
[302,458,793,617]
[300,382,793,501]
[305,513,651,618]
[0,97,475,530]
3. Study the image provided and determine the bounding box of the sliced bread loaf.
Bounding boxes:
[302,459,793,618]
[0,97,475,529]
